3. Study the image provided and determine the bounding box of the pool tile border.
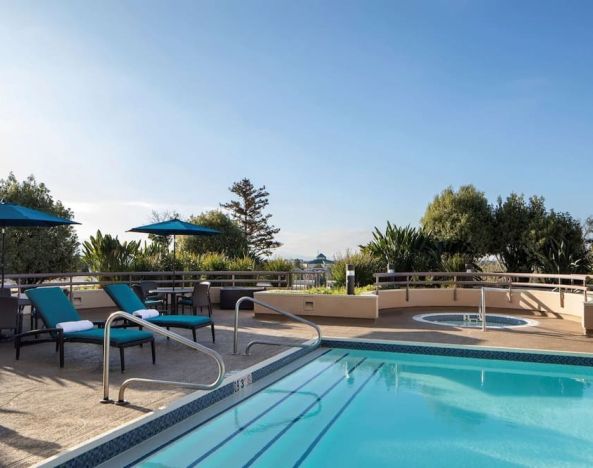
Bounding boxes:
[322,339,593,366]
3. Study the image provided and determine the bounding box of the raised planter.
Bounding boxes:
[253,291,378,320]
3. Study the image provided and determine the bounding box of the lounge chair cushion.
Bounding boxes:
[64,328,153,345]
[26,287,80,328]
[104,284,146,313]
[147,315,211,327]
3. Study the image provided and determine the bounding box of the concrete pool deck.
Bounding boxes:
[1,305,592,467]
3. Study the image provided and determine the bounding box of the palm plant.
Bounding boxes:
[81,230,142,274]
[361,223,440,272]
[536,238,590,274]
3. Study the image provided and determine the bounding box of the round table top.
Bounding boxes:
[151,287,193,294]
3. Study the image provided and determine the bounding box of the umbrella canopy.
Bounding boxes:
[128,218,220,291]
[0,202,80,288]
[129,218,219,236]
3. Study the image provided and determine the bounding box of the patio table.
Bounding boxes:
[150,287,193,314]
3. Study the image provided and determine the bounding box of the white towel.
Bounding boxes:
[133,309,160,319]
[56,320,94,333]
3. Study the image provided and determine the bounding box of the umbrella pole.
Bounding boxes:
[172,234,176,291]
[1,228,4,289]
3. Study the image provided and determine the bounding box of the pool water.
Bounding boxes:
[135,348,593,467]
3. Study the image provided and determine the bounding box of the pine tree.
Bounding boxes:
[220,178,281,258]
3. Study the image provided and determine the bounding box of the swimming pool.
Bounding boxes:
[107,345,593,467]
[414,312,538,328]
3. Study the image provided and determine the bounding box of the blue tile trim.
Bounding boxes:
[56,346,314,468]
[321,339,593,367]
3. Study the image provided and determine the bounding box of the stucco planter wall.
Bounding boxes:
[71,286,223,310]
[253,291,378,319]
[378,288,586,320]
[72,289,114,309]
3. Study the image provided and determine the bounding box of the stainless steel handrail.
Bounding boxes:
[233,297,322,355]
[101,311,225,404]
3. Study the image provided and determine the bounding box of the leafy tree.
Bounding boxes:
[0,173,79,282]
[361,222,440,272]
[534,211,590,274]
[493,194,589,274]
[179,210,248,258]
[421,185,494,259]
[492,194,545,272]
[220,178,281,258]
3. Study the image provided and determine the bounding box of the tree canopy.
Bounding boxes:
[493,194,589,273]
[179,210,248,258]
[0,173,79,281]
[220,178,281,258]
[420,185,494,258]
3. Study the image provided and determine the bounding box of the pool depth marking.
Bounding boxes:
[184,352,350,467]
[293,362,385,467]
[242,357,368,467]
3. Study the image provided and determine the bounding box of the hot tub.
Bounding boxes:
[413,312,537,329]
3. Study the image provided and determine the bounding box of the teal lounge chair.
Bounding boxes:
[104,284,215,343]
[18,287,155,371]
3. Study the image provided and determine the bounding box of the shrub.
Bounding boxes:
[263,257,294,271]
[330,251,381,287]
[200,252,230,272]
[229,256,256,271]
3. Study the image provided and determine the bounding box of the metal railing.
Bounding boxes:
[233,297,322,355]
[1,269,327,298]
[374,271,592,302]
[101,311,225,404]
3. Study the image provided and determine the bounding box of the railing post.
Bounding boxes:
[405,275,410,302]
[69,274,74,304]
[453,275,457,301]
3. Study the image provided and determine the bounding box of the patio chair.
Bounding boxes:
[0,297,19,336]
[178,282,213,317]
[132,284,163,310]
[104,284,215,343]
[139,281,167,310]
[17,287,155,371]
[0,287,11,297]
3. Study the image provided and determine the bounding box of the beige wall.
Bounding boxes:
[253,291,378,319]
[378,288,585,319]
[73,289,113,310]
[70,287,222,310]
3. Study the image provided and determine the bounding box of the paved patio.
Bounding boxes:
[1,305,592,467]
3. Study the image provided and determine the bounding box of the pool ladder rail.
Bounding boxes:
[101,311,226,405]
[233,296,322,355]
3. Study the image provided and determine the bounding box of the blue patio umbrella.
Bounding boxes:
[0,202,80,288]
[128,219,220,290]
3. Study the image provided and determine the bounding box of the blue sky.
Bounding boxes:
[1,1,592,258]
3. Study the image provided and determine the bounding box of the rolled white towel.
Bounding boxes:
[56,320,94,333]
[133,309,160,319]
